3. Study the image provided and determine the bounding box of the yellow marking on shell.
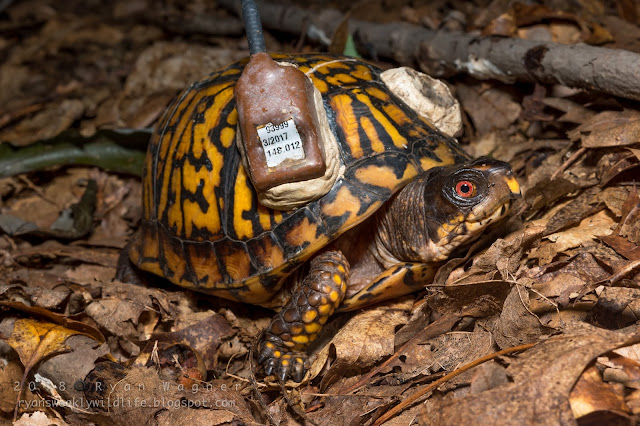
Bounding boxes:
[166,170,183,234]
[318,304,331,315]
[273,209,283,225]
[329,290,339,302]
[222,68,241,76]
[284,341,295,348]
[186,243,222,285]
[233,166,254,239]
[161,240,186,286]
[355,92,408,149]
[193,85,234,155]
[181,145,223,239]
[220,126,235,148]
[168,88,197,128]
[139,228,159,258]
[332,274,342,285]
[322,186,361,220]
[281,359,290,366]
[326,72,358,86]
[226,108,238,125]
[359,116,385,153]
[241,275,275,304]
[383,103,413,128]
[285,217,319,248]
[355,163,418,191]
[305,322,321,334]
[351,64,373,81]
[265,342,276,349]
[308,74,328,93]
[257,203,273,231]
[223,248,252,281]
[158,88,208,217]
[337,264,346,273]
[302,310,318,323]
[290,324,303,335]
[274,350,281,358]
[419,142,458,171]
[331,93,362,157]
[365,87,390,101]
[292,335,309,344]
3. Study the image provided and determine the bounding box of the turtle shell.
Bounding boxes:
[128,54,469,305]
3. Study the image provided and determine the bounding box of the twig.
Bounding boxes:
[372,343,536,426]
[220,0,640,101]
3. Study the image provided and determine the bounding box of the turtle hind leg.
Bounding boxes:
[258,250,349,382]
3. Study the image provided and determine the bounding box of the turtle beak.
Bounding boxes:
[468,157,521,200]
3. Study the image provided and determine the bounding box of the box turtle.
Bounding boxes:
[117,53,521,382]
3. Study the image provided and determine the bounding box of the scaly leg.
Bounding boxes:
[258,250,349,382]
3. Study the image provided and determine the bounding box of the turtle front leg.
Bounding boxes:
[258,250,349,382]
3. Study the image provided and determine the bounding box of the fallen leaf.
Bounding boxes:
[570,364,631,423]
[569,110,640,148]
[530,210,615,264]
[0,100,85,146]
[456,83,522,135]
[316,300,410,390]
[4,318,92,418]
[418,324,639,424]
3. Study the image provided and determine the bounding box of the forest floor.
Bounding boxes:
[1,0,640,424]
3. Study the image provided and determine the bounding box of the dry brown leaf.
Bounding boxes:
[602,187,640,260]
[6,319,86,370]
[432,281,512,318]
[430,329,494,374]
[469,360,510,394]
[456,84,522,135]
[530,210,615,264]
[598,150,640,186]
[0,301,105,343]
[491,285,555,349]
[0,355,24,414]
[544,186,605,234]
[419,324,639,424]
[569,110,640,148]
[594,287,640,328]
[14,411,68,426]
[543,97,596,124]
[570,364,630,423]
[3,318,96,418]
[145,314,234,370]
[0,100,85,146]
[600,186,631,217]
[314,300,410,389]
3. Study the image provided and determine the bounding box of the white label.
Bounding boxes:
[257,118,305,167]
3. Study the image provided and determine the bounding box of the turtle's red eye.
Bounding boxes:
[455,180,476,198]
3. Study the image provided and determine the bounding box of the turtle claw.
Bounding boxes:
[258,340,306,382]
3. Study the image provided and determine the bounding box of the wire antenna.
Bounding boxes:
[241,0,266,55]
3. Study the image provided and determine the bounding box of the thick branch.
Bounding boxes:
[220,0,640,101]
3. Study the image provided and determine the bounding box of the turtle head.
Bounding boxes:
[378,157,520,265]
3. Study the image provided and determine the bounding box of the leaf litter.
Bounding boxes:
[1,0,640,424]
